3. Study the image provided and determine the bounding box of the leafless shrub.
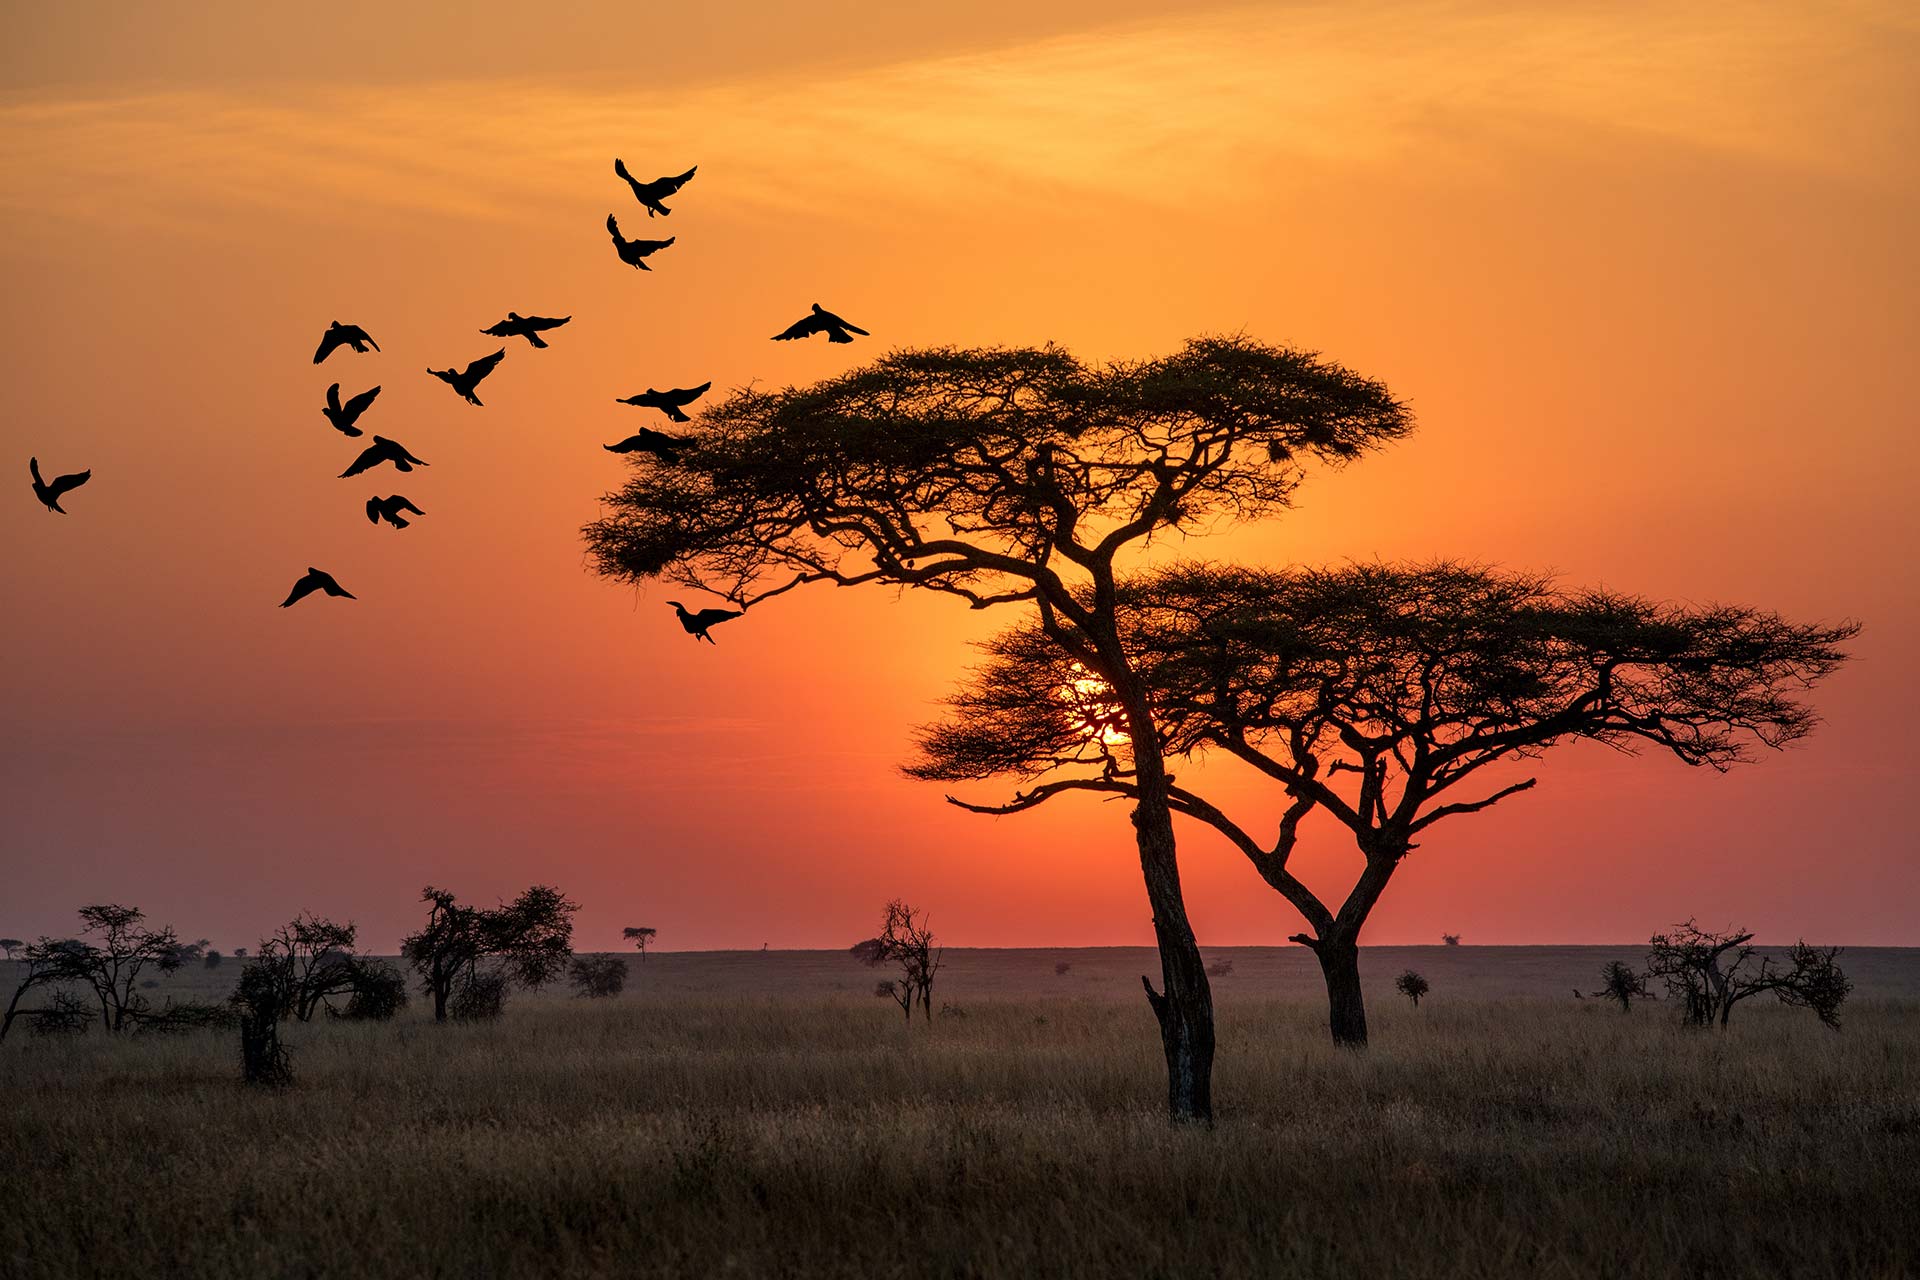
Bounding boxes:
[450,971,509,1022]
[853,900,943,1023]
[1647,920,1851,1029]
[1593,960,1650,1012]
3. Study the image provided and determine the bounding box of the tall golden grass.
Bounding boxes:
[2,949,1915,1279]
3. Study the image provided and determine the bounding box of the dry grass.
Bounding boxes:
[3,949,1917,1280]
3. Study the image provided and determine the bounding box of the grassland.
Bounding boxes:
[3,947,1917,1280]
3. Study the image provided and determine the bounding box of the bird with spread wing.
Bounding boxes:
[29,457,92,513]
[312,321,380,364]
[280,567,356,608]
[340,435,429,478]
[615,381,711,423]
[322,382,381,437]
[606,215,675,270]
[613,160,697,217]
[481,312,571,349]
[772,303,869,345]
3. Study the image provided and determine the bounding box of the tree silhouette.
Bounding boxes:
[585,337,1411,1121]
[852,900,942,1023]
[401,885,578,1022]
[1645,920,1851,1029]
[0,938,22,961]
[1395,970,1430,1007]
[1593,960,1649,1011]
[622,926,657,959]
[914,562,1854,1047]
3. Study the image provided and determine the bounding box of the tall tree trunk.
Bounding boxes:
[1131,771,1216,1124]
[1315,935,1369,1048]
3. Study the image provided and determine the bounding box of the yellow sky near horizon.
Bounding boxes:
[1,0,1915,951]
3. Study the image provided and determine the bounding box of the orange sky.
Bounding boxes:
[2,1,1916,951]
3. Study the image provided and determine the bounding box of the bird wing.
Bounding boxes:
[817,308,867,335]
[480,319,515,337]
[525,315,570,332]
[466,349,507,379]
[339,447,378,478]
[772,314,826,340]
[47,469,91,499]
[327,382,343,413]
[351,327,380,352]
[668,381,712,404]
[606,213,625,243]
[663,165,697,192]
[280,574,319,607]
[394,497,425,516]
[313,329,341,363]
[393,442,428,466]
[318,572,356,599]
[693,608,742,628]
[365,497,382,524]
[29,457,43,485]
[342,385,381,418]
[603,436,642,453]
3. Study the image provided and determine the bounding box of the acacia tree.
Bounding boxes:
[1594,960,1650,1012]
[0,939,90,1041]
[1646,920,1850,1029]
[914,562,1854,1047]
[401,885,578,1022]
[0,938,22,960]
[584,338,1410,1122]
[852,900,943,1023]
[58,904,184,1033]
[623,926,657,959]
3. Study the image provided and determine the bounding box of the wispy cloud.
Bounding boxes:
[2,1,1911,235]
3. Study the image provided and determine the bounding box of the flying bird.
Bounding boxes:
[603,427,690,464]
[28,457,91,513]
[280,567,356,608]
[340,435,428,478]
[312,321,380,364]
[613,160,697,217]
[481,312,571,349]
[606,215,674,270]
[615,381,711,423]
[668,600,742,644]
[366,494,426,530]
[427,349,506,406]
[772,303,869,345]
[322,382,381,437]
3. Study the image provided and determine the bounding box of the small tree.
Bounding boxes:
[1395,970,1430,1008]
[234,947,248,959]
[204,949,225,970]
[232,951,295,1087]
[623,926,657,960]
[1,939,90,1042]
[569,954,628,998]
[1441,934,1461,946]
[1646,921,1850,1029]
[1593,960,1650,1012]
[401,885,578,1022]
[256,914,361,1022]
[0,938,21,960]
[338,962,409,1021]
[58,905,185,1033]
[852,900,943,1023]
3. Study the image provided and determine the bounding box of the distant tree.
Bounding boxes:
[204,949,225,970]
[1,939,90,1042]
[569,954,628,998]
[163,938,210,968]
[623,926,657,960]
[256,914,361,1022]
[232,951,294,1087]
[1646,921,1850,1029]
[0,938,21,960]
[1593,960,1650,1012]
[1441,934,1461,947]
[338,962,409,1021]
[852,900,943,1023]
[586,337,1413,1123]
[449,971,509,1022]
[1055,961,1073,976]
[52,904,186,1033]
[916,563,1854,1048]
[401,885,578,1022]
[1395,970,1430,1008]
[234,947,248,959]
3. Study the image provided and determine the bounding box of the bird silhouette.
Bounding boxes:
[613,160,697,217]
[772,303,869,345]
[603,427,690,464]
[280,567,356,608]
[481,312,571,349]
[606,215,675,270]
[312,322,380,364]
[668,600,742,644]
[322,382,381,437]
[340,435,429,478]
[366,495,425,529]
[427,349,506,406]
[615,381,711,423]
[29,457,91,513]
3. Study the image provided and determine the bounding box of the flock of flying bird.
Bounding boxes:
[27,159,870,644]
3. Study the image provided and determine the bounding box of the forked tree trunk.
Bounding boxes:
[1315,936,1369,1048]
[1130,767,1216,1124]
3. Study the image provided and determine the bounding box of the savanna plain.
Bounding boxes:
[4,946,1917,1280]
